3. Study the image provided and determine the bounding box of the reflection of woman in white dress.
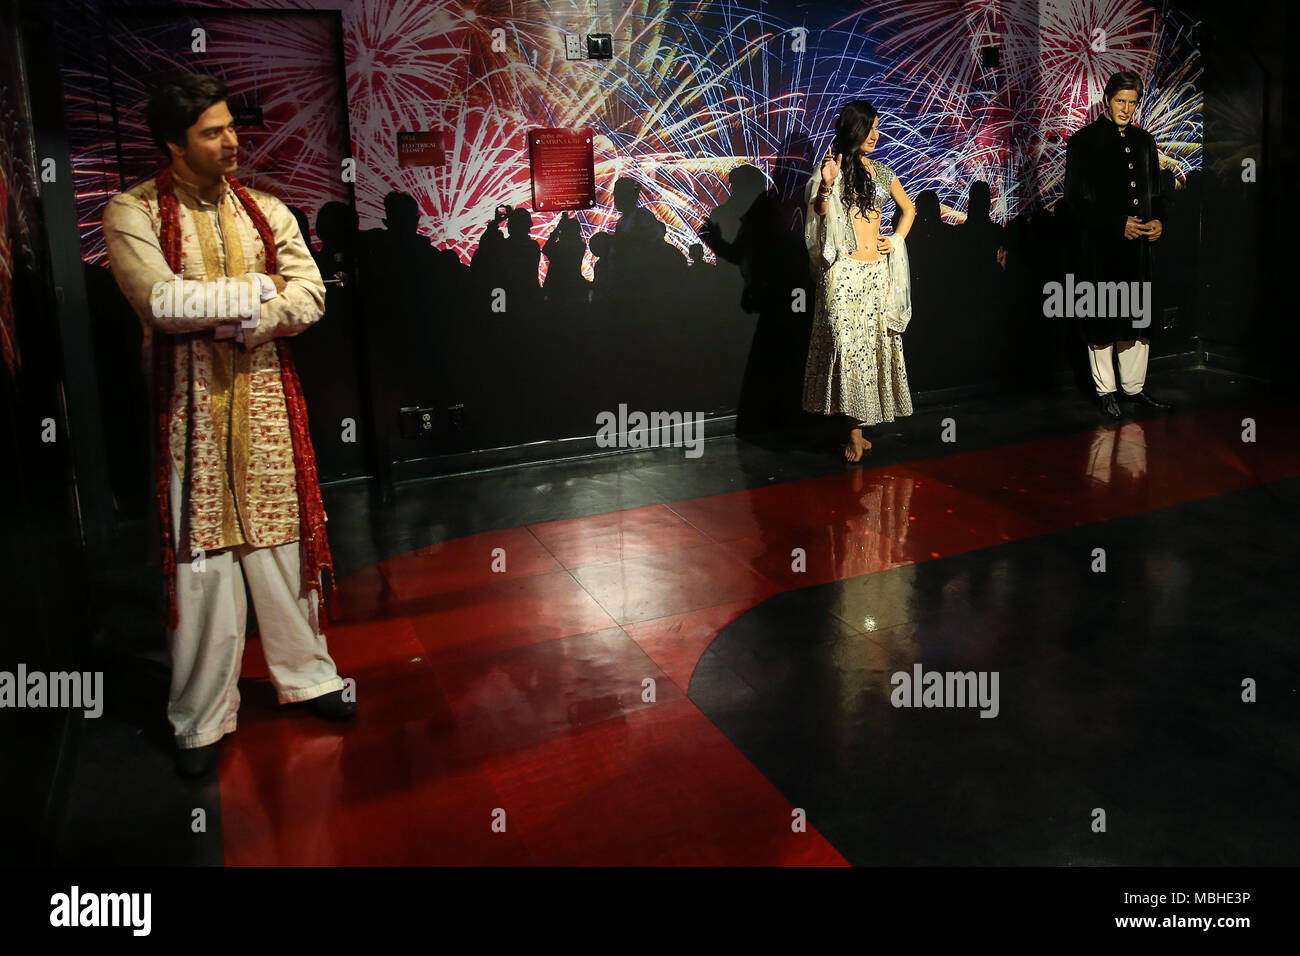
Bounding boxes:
[804,100,916,462]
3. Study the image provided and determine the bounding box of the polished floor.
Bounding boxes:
[52,367,1300,865]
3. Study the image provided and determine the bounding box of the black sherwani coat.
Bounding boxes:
[1063,113,1170,345]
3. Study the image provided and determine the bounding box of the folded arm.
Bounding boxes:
[103,194,265,334]
[241,196,326,349]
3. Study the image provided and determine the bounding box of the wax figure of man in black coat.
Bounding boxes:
[1064,70,1174,418]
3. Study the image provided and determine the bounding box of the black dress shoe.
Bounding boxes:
[175,742,221,779]
[1099,393,1121,417]
[1121,390,1172,410]
[304,689,357,721]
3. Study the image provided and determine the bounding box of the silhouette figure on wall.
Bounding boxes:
[950,181,1010,379]
[282,202,367,479]
[705,164,766,248]
[503,206,542,307]
[587,230,613,306]
[356,191,440,486]
[610,178,658,245]
[469,204,508,295]
[315,200,359,278]
[899,189,957,388]
[289,205,313,254]
[700,164,812,433]
[542,212,590,309]
[959,181,1006,271]
[467,204,540,311]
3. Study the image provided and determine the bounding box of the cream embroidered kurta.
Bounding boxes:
[103,174,326,554]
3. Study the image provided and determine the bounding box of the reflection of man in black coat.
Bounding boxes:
[1064,70,1173,417]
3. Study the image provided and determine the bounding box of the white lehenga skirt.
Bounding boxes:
[802,255,914,425]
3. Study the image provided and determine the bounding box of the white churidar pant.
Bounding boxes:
[1088,339,1149,396]
[166,464,343,748]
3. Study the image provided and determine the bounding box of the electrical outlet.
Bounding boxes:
[587,33,612,59]
[564,34,583,60]
[399,406,436,440]
[448,403,465,432]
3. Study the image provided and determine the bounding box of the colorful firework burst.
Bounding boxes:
[58,0,1201,271]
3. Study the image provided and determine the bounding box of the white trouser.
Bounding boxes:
[1087,344,1116,395]
[167,465,343,748]
[1117,339,1148,394]
[1088,340,1149,396]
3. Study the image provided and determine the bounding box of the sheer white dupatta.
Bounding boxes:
[804,172,853,273]
[882,234,912,333]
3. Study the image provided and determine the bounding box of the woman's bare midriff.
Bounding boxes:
[847,206,883,262]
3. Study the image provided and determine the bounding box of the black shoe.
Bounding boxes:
[175,742,221,779]
[304,689,357,721]
[1121,390,1172,410]
[1099,393,1121,418]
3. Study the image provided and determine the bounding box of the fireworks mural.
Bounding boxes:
[57,0,1201,280]
[57,2,350,265]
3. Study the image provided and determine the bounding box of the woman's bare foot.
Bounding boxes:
[843,426,872,462]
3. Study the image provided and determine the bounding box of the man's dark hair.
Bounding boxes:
[146,73,230,159]
[1103,71,1143,102]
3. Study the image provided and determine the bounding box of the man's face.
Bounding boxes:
[171,100,237,178]
[1106,89,1140,128]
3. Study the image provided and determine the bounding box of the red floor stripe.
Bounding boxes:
[221,401,1300,864]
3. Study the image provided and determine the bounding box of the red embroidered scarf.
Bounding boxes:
[153,165,336,628]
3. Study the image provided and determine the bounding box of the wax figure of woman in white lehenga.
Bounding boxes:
[804,99,916,462]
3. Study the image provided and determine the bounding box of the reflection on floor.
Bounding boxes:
[46,369,1300,865]
[214,386,1300,864]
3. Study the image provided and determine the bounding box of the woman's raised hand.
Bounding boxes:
[821,149,842,188]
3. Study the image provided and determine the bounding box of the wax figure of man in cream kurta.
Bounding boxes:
[104,94,348,755]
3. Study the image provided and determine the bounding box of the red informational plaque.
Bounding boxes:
[397,131,445,168]
[528,128,596,211]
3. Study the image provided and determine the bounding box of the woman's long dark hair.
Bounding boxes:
[830,100,879,218]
